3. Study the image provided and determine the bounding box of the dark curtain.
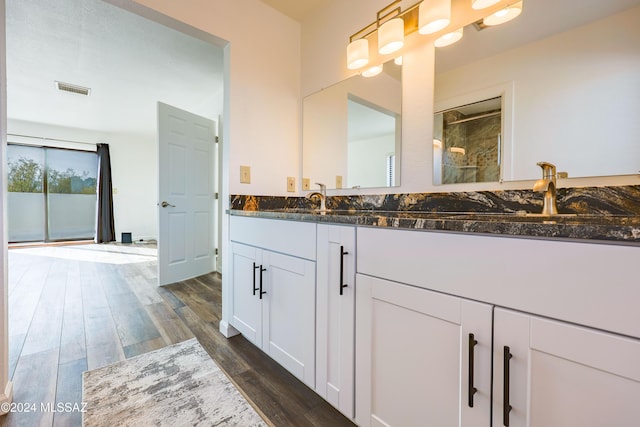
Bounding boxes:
[95,143,115,243]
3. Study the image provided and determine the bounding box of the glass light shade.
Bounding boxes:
[347,38,369,70]
[483,1,523,26]
[362,65,383,78]
[394,56,403,66]
[418,0,451,35]
[378,18,404,55]
[472,0,501,10]
[434,27,463,47]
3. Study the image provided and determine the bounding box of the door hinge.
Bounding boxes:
[214,192,219,200]
[215,136,219,143]
[215,248,219,255]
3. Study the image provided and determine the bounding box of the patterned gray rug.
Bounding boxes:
[82,338,267,426]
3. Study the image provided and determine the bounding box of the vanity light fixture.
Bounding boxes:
[346,0,517,71]
[434,27,464,47]
[471,0,501,10]
[483,1,523,26]
[394,56,403,66]
[418,0,451,35]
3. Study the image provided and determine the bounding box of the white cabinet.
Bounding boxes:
[229,216,316,388]
[355,226,640,427]
[355,274,492,427]
[493,308,640,427]
[316,225,356,419]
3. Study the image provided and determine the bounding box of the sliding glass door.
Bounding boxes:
[7,144,98,243]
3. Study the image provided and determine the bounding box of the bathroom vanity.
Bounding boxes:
[228,205,640,427]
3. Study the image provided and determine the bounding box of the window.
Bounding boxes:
[7,144,98,242]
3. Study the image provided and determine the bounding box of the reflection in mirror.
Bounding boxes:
[434,0,640,182]
[434,97,502,185]
[303,60,401,190]
[348,95,400,188]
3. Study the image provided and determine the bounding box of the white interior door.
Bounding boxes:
[158,102,216,286]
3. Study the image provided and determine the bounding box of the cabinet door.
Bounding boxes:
[316,225,356,419]
[262,250,316,388]
[493,308,640,427]
[229,242,262,347]
[355,274,492,427]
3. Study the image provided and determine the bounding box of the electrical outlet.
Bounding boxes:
[302,178,310,191]
[287,176,296,192]
[240,165,251,184]
[336,175,343,189]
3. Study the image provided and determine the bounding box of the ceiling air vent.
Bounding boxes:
[55,81,91,96]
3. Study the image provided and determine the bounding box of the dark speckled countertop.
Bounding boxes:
[229,186,640,245]
[229,209,640,245]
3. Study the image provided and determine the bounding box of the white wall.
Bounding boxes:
[348,133,395,188]
[7,119,157,241]
[0,0,11,409]
[436,6,640,182]
[108,131,158,241]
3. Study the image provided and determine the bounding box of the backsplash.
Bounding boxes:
[231,185,640,215]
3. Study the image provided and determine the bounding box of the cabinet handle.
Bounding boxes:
[468,333,478,408]
[339,246,349,295]
[503,346,513,426]
[259,266,267,299]
[252,262,260,296]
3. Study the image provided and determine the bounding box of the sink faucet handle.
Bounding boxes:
[536,162,556,179]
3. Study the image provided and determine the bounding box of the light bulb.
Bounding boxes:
[378,18,404,55]
[434,28,463,48]
[472,0,501,10]
[483,1,523,26]
[418,0,451,35]
[347,38,369,70]
[362,65,383,77]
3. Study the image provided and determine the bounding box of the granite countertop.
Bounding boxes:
[228,209,640,245]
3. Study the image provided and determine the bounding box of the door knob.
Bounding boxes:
[160,201,175,208]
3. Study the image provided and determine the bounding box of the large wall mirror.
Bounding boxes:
[303,60,401,190]
[434,0,640,184]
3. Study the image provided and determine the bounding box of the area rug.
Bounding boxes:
[82,338,268,426]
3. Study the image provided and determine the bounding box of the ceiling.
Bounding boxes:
[5,0,224,139]
[259,0,331,22]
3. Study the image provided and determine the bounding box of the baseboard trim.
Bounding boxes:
[0,381,14,415]
[219,320,239,338]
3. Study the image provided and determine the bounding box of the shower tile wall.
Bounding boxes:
[442,111,501,184]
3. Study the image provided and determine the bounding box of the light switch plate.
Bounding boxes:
[287,176,295,192]
[240,165,251,184]
[302,178,310,191]
[336,175,343,189]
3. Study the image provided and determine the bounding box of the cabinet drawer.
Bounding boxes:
[230,215,316,260]
[357,226,640,339]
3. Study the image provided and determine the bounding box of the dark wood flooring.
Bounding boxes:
[3,244,354,427]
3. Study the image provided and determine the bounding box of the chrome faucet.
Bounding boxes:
[533,162,558,216]
[306,182,327,211]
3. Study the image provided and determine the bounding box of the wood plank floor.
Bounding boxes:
[3,244,354,427]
